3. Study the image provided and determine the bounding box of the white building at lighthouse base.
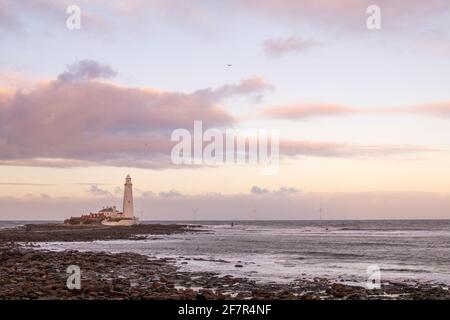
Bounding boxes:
[101,174,140,226]
[101,217,139,226]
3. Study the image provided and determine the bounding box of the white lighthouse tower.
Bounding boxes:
[101,174,139,226]
[123,174,134,218]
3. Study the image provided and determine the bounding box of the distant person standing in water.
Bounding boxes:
[231,222,234,227]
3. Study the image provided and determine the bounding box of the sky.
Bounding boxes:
[1,0,450,220]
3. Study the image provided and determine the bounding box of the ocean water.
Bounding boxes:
[0,220,57,230]
[6,220,450,286]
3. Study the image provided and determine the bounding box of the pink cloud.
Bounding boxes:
[0,61,441,169]
[236,0,450,30]
[1,0,112,36]
[408,102,450,116]
[193,76,274,101]
[0,61,275,168]
[262,101,450,120]
[279,140,436,158]
[0,0,23,34]
[114,0,450,30]
[262,103,355,119]
[2,0,449,38]
[263,37,319,58]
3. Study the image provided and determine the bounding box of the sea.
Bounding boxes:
[2,220,450,286]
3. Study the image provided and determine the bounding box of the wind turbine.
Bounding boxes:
[252,205,257,221]
[193,209,198,221]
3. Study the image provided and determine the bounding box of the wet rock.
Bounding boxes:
[301,294,321,300]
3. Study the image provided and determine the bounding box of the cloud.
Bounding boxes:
[71,182,114,186]
[57,60,117,83]
[251,185,300,195]
[263,37,319,58]
[0,182,56,186]
[159,189,183,198]
[87,185,113,197]
[141,191,156,198]
[0,139,432,168]
[262,103,355,119]
[279,140,436,158]
[250,186,269,194]
[407,102,450,117]
[0,0,23,35]
[0,158,97,168]
[113,186,123,195]
[0,70,39,91]
[0,62,274,168]
[0,0,112,36]
[2,0,449,38]
[274,187,300,195]
[106,1,450,32]
[0,61,441,169]
[262,101,450,120]
[236,0,450,31]
[195,76,274,100]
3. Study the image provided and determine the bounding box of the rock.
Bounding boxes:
[102,284,112,293]
[346,293,365,300]
[301,294,321,300]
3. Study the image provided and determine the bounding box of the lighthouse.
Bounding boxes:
[123,174,134,218]
[99,174,139,226]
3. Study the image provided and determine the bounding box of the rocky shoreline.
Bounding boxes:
[1,224,449,300]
